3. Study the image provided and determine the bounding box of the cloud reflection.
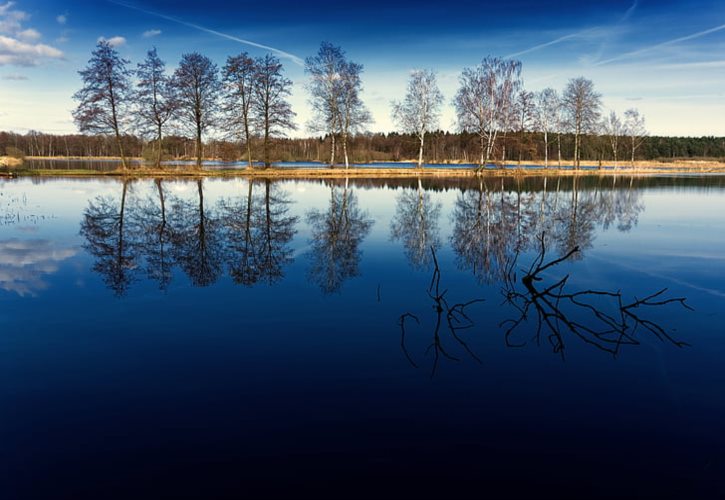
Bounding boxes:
[0,239,77,296]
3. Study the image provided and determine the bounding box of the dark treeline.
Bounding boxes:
[3,129,725,164]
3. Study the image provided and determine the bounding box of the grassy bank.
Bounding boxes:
[5,157,725,178]
[0,156,23,168]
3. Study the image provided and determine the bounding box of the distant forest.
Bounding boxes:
[2,130,724,164]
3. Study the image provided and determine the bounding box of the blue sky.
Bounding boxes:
[1,0,724,136]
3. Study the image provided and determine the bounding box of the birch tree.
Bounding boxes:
[305,42,345,166]
[135,47,176,168]
[624,108,647,166]
[533,88,560,168]
[251,54,296,168]
[602,111,623,167]
[172,53,221,169]
[73,40,133,170]
[562,77,601,169]
[222,52,257,168]
[453,57,522,171]
[391,69,443,169]
[337,60,371,168]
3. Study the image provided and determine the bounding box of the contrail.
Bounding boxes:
[505,29,596,59]
[107,0,304,66]
[594,22,725,66]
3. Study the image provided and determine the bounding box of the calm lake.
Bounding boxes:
[2,174,725,498]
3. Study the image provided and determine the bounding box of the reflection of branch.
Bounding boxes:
[400,247,484,377]
[501,233,692,358]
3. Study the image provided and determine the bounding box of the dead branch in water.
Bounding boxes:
[400,247,484,376]
[501,232,692,358]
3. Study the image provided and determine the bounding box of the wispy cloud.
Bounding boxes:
[2,72,26,79]
[56,13,67,25]
[142,28,161,38]
[653,60,725,70]
[108,0,304,66]
[98,35,126,47]
[0,1,64,66]
[595,23,725,66]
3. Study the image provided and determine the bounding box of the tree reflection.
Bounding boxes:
[450,178,514,284]
[219,179,298,286]
[130,179,173,290]
[307,180,373,293]
[390,178,442,269]
[451,176,645,282]
[168,179,223,287]
[80,180,137,296]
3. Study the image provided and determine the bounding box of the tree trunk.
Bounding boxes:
[245,135,253,170]
[196,126,203,170]
[330,134,336,168]
[115,132,128,171]
[156,123,163,169]
[417,132,425,169]
[543,131,548,168]
[557,133,562,168]
[342,133,349,169]
[479,134,485,168]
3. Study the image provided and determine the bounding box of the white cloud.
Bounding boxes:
[98,35,126,47]
[2,72,26,79]
[56,14,66,25]
[0,35,64,66]
[142,29,161,38]
[0,2,64,66]
[17,27,39,41]
[0,2,27,34]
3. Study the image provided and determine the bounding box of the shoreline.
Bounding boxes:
[4,166,725,179]
[3,156,725,178]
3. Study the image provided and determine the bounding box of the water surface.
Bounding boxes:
[2,175,724,498]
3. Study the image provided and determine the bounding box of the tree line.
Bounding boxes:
[2,40,724,169]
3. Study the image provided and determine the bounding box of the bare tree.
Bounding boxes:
[602,111,623,168]
[172,53,221,169]
[222,52,257,169]
[391,69,443,169]
[73,40,133,170]
[305,43,346,167]
[453,57,522,170]
[135,48,176,168]
[252,54,296,168]
[533,88,560,168]
[338,60,371,168]
[562,77,602,169]
[624,108,647,166]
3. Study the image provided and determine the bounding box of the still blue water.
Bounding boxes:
[2,175,724,498]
